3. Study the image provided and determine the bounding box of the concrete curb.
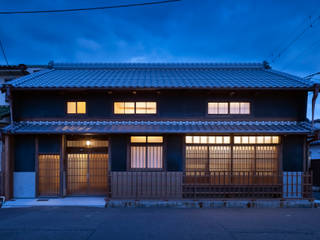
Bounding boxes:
[105,199,319,208]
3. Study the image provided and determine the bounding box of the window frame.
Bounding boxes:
[113,101,158,115]
[207,101,251,116]
[66,101,87,115]
[128,136,165,171]
[184,135,281,174]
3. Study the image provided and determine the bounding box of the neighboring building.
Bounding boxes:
[0,62,317,200]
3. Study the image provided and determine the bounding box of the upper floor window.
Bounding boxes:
[114,102,157,114]
[208,102,250,115]
[67,101,86,114]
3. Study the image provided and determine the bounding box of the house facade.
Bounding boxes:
[1,62,316,200]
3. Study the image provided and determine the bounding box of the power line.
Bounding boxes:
[0,0,180,15]
[270,15,320,63]
[281,37,320,70]
[0,39,9,66]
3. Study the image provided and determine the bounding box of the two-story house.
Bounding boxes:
[1,62,316,200]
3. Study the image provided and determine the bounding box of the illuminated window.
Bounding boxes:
[208,102,250,115]
[234,136,279,144]
[130,136,163,169]
[114,102,157,114]
[208,102,228,114]
[67,101,86,114]
[185,136,230,144]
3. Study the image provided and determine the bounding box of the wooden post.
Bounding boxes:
[4,135,12,199]
[35,136,39,197]
[60,135,66,197]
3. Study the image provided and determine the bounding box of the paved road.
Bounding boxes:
[0,207,320,240]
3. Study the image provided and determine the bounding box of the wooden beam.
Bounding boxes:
[60,135,66,196]
[3,135,12,199]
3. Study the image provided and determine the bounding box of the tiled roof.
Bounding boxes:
[5,62,313,89]
[3,120,312,134]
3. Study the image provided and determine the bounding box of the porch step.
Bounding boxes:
[1,197,106,208]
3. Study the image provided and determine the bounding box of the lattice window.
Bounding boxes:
[130,136,163,169]
[38,154,60,196]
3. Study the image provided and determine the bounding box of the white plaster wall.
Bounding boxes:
[14,172,36,198]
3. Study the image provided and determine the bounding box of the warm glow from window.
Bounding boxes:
[234,136,280,144]
[131,136,147,143]
[208,102,250,115]
[186,136,230,144]
[67,102,76,114]
[147,136,163,143]
[114,102,157,114]
[130,136,163,143]
[67,101,86,114]
[77,102,86,114]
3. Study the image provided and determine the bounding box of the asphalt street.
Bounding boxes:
[0,207,320,240]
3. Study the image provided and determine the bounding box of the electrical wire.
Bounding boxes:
[0,39,9,65]
[0,0,180,15]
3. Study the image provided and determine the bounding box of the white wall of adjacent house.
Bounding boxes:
[0,76,8,106]
[13,172,36,198]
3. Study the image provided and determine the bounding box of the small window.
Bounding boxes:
[234,136,279,144]
[208,102,250,115]
[67,101,86,114]
[130,136,163,169]
[114,102,157,114]
[186,136,230,144]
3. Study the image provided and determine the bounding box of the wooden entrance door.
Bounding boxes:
[67,153,108,195]
[38,154,60,196]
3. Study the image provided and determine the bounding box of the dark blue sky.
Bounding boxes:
[1,0,320,117]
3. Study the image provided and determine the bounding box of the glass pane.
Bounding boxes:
[146,102,157,114]
[264,136,272,144]
[67,102,76,114]
[193,136,200,144]
[77,102,86,114]
[131,146,146,168]
[223,136,230,144]
[249,136,256,144]
[147,146,163,168]
[234,136,241,144]
[131,136,147,143]
[216,136,223,144]
[147,136,163,143]
[186,136,193,144]
[272,136,279,144]
[136,102,147,114]
[114,102,124,114]
[218,102,228,114]
[208,102,218,114]
[208,136,215,144]
[242,136,249,144]
[256,146,278,173]
[257,136,264,144]
[124,102,135,114]
[240,102,250,114]
[230,102,240,114]
[200,136,207,144]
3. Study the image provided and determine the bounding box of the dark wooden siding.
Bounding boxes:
[38,135,61,153]
[110,135,128,171]
[14,135,35,172]
[166,134,183,171]
[12,90,307,121]
[282,135,305,172]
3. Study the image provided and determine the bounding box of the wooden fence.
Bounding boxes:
[108,171,312,200]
